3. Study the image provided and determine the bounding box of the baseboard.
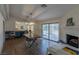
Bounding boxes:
[59,40,67,44]
[42,37,60,43]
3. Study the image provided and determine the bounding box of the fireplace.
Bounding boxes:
[66,34,79,48]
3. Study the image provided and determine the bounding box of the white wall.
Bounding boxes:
[5,19,15,31]
[4,17,28,31]
[60,6,79,43]
[0,12,5,54]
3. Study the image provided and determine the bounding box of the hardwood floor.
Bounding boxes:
[2,37,51,55]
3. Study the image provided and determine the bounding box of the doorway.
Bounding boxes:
[42,23,59,42]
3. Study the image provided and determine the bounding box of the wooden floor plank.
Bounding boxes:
[2,37,51,55]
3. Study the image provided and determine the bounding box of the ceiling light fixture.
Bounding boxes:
[41,4,47,8]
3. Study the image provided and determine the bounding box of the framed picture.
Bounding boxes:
[66,17,75,26]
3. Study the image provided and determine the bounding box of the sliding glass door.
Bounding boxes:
[42,24,49,39]
[42,23,59,42]
[49,24,59,41]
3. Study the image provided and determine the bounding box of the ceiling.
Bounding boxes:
[9,4,78,20]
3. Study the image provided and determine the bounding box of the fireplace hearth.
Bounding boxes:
[66,34,79,48]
